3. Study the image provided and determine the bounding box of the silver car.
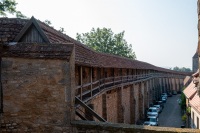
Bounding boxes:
[147,107,159,117]
[153,104,162,113]
[143,116,159,126]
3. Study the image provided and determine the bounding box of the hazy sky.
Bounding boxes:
[13,0,198,69]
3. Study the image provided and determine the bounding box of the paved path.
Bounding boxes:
[158,94,183,128]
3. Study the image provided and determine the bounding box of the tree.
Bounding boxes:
[0,0,26,18]
[44,20,52,25]
[172,66,191,72]
[59,27,65,33]
[76,27,136,59]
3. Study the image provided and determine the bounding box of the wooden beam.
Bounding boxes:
[90,67,92,97]
[80,66,83,100]
[75,96,106,122]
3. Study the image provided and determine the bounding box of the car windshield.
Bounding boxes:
[148,109,157,112]
[154,105,160,108]
[147,118,157,122]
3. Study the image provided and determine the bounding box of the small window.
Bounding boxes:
[197,117,199,129]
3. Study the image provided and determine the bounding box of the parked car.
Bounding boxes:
[143,121,151,126]
[161,93,167,100]
[155,101,164,109]
[143,116,159,126]
[153,104,162,113]
[167,92,172,97]
[147,107,159,117]
[161,96,167,103]
[177,90,182,94]
[172,90,177,95]
[162,93,168,97]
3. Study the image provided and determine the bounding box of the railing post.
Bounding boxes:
[90,67,93,97]
[80,66,83,100]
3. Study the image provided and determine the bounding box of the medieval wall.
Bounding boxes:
[134,83,140,123]
[1,57,71,132]
[122,85,131,124]
[90,94,103,121]
[106,89,118,123]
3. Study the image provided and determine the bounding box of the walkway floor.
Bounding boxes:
[159,94,183,128]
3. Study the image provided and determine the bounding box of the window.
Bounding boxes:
[197,117,199,129]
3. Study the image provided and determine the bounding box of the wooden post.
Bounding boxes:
[102,94,107,120]
[90,67,93,97]
[113,68,115,85]
[80,66,83,100]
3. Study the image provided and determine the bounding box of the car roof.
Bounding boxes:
[149,107,157,109]
[147,116,157,118]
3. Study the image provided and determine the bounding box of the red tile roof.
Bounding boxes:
[189,93,200,113]
[0,17,193,75]
[184,76,192,86]
[2,43,73,60]
[183,81,197,99]
[0,18,28,42]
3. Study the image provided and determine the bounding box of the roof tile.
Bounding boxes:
[190,93,200,113]
[183,81,197,99]
[0,17,193,75]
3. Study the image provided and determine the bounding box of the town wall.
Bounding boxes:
[1,57,74,132]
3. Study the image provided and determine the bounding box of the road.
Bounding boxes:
[158,94,183,128]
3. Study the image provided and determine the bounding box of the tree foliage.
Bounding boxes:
[172,66,191,72]
[59,27,65,33]
[0,0,26,18]
[44,19,52,25]
[76,27,136,59]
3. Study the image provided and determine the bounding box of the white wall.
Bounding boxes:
[191,108,200,129]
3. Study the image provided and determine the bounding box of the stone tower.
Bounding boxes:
[193,51,198,72]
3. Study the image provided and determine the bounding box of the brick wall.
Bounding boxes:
[72,120,200,133]
[106,89,118,123]
[122,85,131,124]
[1,57,73,132]
[134,83,140,123]
[90,94,103,121]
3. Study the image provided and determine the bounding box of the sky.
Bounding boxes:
[11,0,198,69]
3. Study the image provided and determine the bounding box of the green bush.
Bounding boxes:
[186,107,191,114]
[182,114,187,121]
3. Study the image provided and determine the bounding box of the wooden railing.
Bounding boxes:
[75,73,184,102]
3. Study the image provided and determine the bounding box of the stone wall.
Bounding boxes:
[72,120,200,133]
[134,83,140,123]
[122,85,131,124]
[90,94,103,121]
[106,89,118,123]
[0,57,74,132]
